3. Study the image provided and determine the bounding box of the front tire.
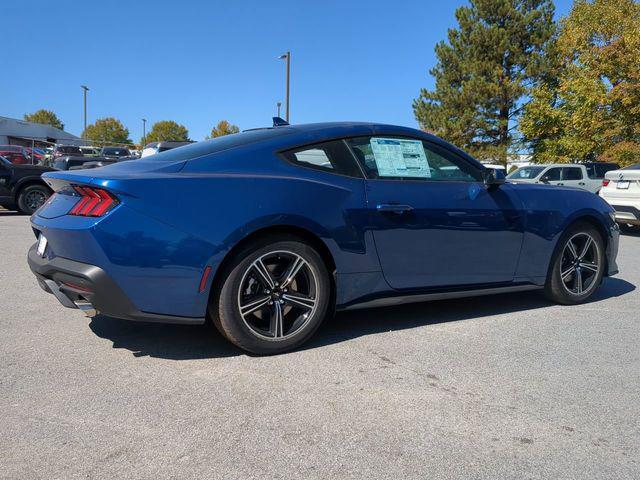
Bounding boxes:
[213,239,331,354]
[544,222,605,305]
[17,184,50,214]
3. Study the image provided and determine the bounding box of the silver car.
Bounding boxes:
[507,162,619,193]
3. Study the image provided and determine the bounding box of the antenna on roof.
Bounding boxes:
[272,117,289,127]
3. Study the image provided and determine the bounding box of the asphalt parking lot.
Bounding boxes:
[1,210,638,479]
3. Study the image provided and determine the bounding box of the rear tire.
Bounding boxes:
[17,184,50,215]
[212,238,331,354]
[544,222,605,305]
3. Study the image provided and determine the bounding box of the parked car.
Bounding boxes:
[100,146,131,159]
[507,162,619,193]
[79,146,100,157]
[28,122,618,354]
[0,155,54,214]
[141,141,192,158]
[53,155,102,171]
[53,145,83,161]
[0,145,31,165]
[24,147,46,164]
[599,163,640,233]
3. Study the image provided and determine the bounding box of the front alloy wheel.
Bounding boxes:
[545,222,604,305]
[559,232,601,296]
[214,239,331,354]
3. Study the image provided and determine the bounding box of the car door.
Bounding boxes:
[539,167,562,186]
[560,167,588,191]
[346,136,525,290]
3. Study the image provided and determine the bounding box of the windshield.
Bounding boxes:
[147,128,294,161]
[507,166,546,179]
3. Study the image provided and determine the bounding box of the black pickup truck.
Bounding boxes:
[0,155,54,214]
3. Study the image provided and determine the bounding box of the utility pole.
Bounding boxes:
[278,52,291,122]
[81,85,89,137]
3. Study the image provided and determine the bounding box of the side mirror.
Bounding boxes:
[483,168,506,188]
[539,175,550,184]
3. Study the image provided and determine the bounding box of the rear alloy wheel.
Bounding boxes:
[545,223,604,305]
[214,240,331,354]
[17,184,50,214]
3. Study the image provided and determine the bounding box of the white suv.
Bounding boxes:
[599,163,640,233]
[507,162,619,193]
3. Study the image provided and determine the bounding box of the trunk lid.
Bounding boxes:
[36,159,186,219]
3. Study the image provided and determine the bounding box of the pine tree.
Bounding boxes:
[413,0,556,165]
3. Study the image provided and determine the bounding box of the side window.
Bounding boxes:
[345,136,480,182]
[542,168,561,181]
[562,167,583,181]
[282,140,362,178]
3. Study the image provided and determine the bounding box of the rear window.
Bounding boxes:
[102,148,130,156]
[58,146,82,154]
[585,163,619,178]
[622,163,640,170]
[147,128,294,162]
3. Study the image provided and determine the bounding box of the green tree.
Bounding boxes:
[82,118,130,144]
[520,0,640,166]
[413,0,556,165]
[144,121,190,144]
[207,120,239,139]
[23,109,64,130]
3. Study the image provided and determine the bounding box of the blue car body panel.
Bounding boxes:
[30,122,619,322]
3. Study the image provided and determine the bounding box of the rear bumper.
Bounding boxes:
[27,244,205,325]
[611,205,640,225]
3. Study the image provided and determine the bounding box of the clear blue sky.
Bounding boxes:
[2,0,573,143]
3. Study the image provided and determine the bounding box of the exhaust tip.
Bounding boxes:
[74,300,98,318]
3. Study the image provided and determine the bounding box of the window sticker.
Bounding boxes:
[369,138,431,178]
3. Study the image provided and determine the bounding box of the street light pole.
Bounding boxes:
[277,102,282,118]
[142,118,147,146]
[80,85,89,137]
[278,52,291,122]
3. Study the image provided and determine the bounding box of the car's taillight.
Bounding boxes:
[602,179,610,187]
[69,186,119,217]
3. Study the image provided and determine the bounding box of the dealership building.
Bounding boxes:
[0,116,83,147]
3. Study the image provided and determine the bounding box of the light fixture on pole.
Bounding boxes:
[278,52,290,122]
[80,85,89,137]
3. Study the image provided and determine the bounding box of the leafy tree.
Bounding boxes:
[82,118,131,144]
[413,0,556,165]
[207,120,239,139]
[144,121,190,144]
[520,0,640,166]
[24,109,64,130]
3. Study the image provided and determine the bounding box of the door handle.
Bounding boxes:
[557,182,564,186]
[376,204,414,214]
[578,182,585,186]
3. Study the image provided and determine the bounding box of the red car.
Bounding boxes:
[0,145,30,164]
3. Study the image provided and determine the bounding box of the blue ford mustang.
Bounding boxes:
[28,121,619,354]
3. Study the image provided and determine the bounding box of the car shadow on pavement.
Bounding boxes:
[89,277,635,359]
